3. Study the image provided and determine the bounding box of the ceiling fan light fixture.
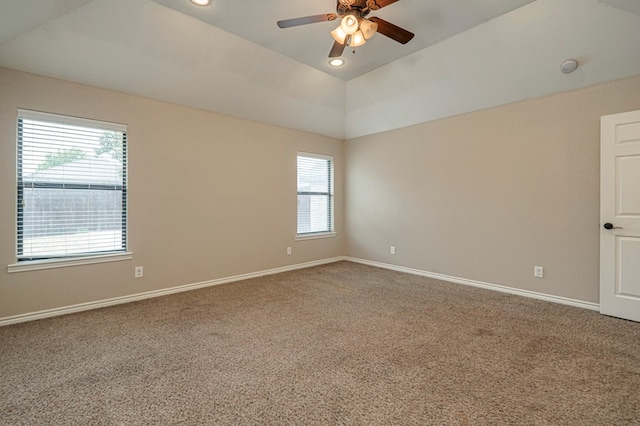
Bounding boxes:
[331,26,348,45]
[360,19,378,40]
[340,12,359,35]
[350,30,366,48]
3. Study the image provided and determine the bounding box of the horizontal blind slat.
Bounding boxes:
[17,111,128,260]
[297,153,334,235]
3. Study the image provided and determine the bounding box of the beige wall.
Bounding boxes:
[345,74,640,304]
[0,68,344,318]
[2,66,640,320]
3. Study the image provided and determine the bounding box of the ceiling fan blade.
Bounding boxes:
[328,41,346,58]
[369,0,400,10]
[277,13,338,28]
[369,17,414,44]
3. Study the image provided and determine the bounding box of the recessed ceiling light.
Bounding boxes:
[190,0,211,5]
[329,58,344,67]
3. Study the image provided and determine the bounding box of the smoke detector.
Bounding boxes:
[560,59,579,74]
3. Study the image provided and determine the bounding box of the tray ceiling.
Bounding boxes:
[150,0,536,80]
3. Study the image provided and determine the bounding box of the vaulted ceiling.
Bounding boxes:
[151,0,537,81]
[1,0,639,139]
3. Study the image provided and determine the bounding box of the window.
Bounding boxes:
[16,110,127,262]
[297,153,334,236]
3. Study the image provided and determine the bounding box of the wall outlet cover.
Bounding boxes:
[534,266,544,278]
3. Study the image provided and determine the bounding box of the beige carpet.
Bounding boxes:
[1,261,639,425]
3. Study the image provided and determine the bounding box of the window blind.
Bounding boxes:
[17,110,128,261]
[297,153,333,235]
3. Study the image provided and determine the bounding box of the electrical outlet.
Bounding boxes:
[287,247,292,255]
[135,266,144,278]
[534,266,544,278]
[390,246,396,255]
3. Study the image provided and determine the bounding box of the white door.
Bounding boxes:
[600,110,640,322]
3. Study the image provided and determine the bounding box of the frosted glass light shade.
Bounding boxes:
[340,13,359,35]
[360,19,378,40]
[350,30,366,47]
[331,26,348,44]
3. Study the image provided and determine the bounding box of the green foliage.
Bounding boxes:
[37,147,86,171]
[96,131,124,161]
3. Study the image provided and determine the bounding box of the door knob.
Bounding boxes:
[604,223,623,230]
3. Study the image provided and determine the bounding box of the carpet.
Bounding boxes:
[1,261,639,425]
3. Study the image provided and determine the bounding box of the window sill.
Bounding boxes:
[7,252,133,273]
[295,232,337,241]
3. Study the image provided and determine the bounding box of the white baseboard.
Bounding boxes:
[1,256,598,326]
[345,257,600,312]
[0,257,347,327]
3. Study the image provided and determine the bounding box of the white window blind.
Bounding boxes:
[297,153,334,235]
[17,110,128,261]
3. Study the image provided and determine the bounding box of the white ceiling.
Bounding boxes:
[151,0,536,81]
[0,0,639,140]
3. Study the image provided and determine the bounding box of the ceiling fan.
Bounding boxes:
[277,0,414,58]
